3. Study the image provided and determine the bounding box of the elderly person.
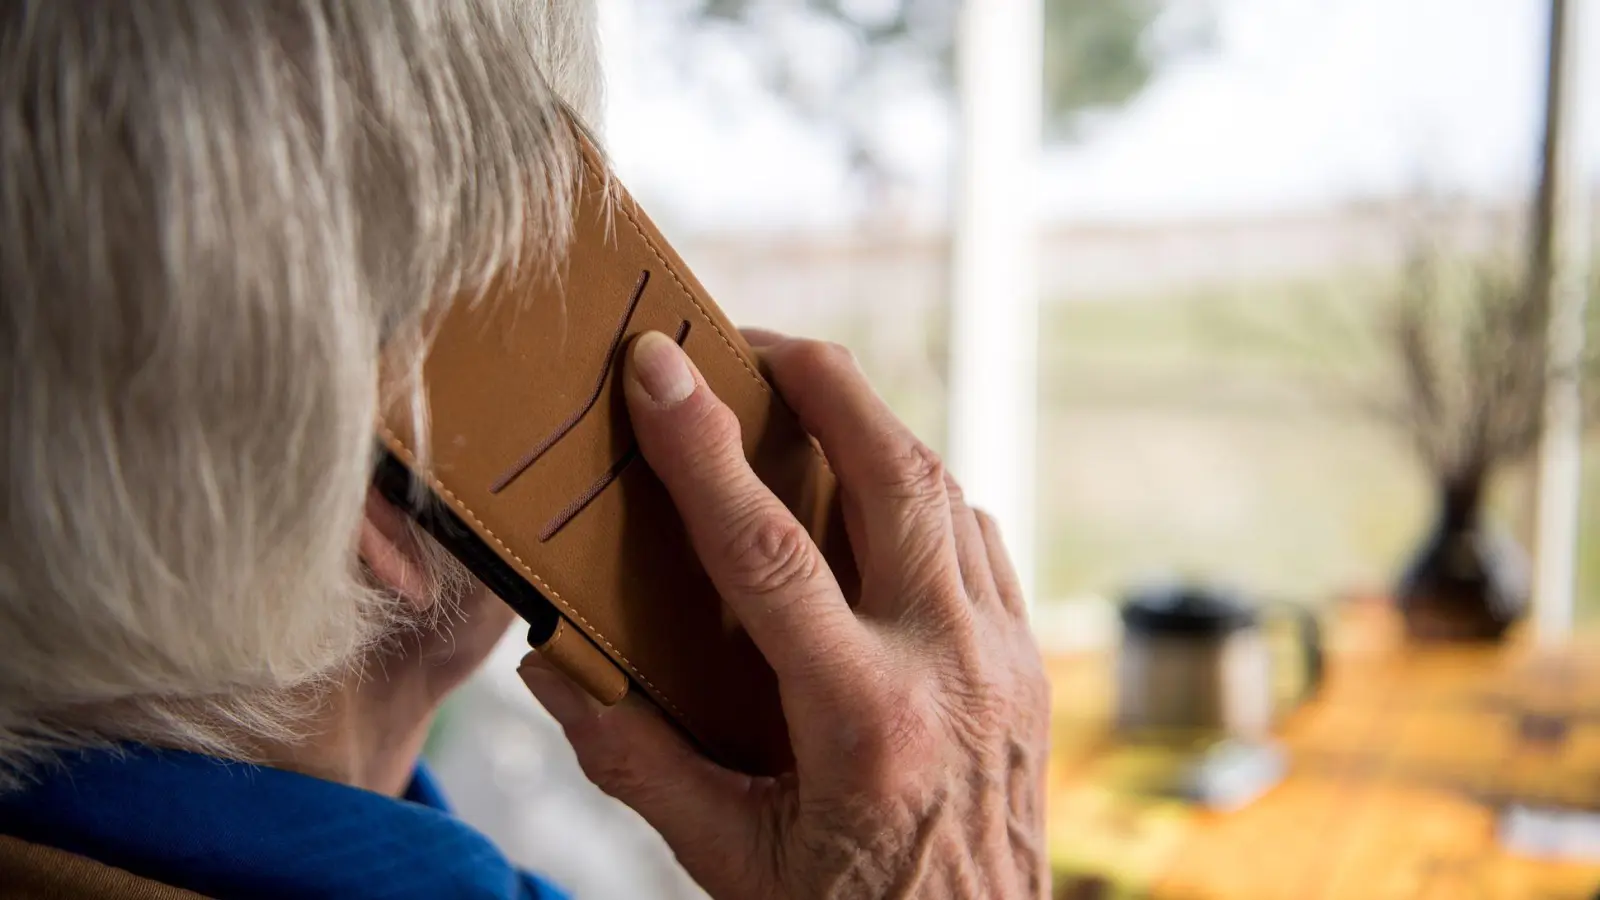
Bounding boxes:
[0,2,1049,899]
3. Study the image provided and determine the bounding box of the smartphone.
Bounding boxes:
[372,133,848,776]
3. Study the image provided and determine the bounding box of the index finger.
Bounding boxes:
[622,332,869,691]
[760,340,964,619]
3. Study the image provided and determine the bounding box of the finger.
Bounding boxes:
[975,510,1027,619]
[829,487,866,606]
[518,654,770,898]
[760,340,962,616]
[623,331,869,689]
[945,473,995,604]
[739,327,787,348]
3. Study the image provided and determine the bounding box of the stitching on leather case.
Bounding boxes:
[577,140,770,395]
[580,139,836,483]
[377,424,693,726]
[604,195,844,480]
[610,196,843,481]
[578,134,835,484]
[610,200,768,391]
[385,150,831,753]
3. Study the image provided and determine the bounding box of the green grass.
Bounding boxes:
[1032,271,1600,621]
[794,266,1600,622]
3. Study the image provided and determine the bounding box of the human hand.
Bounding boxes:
[518,331,1050,899]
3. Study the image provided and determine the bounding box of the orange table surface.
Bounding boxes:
[1046,600,1600,900]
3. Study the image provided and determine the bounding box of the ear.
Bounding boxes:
[358,487,433,611]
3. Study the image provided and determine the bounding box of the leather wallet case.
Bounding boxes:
[372,136,846,776]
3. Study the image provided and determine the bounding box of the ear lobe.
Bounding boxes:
[359,487,432,611]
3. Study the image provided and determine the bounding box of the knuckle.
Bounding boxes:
[581,742,654,803]
[875,437,946,503]
[722,508,822,598]
[560,717,646,796]
[785,339,858,381]
[947,601,989,647]
[909,569,980,631]
[942,470,967,507]
[819,340,858,369]
[686,399,745,459]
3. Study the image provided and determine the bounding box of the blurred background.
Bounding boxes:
[429,1,1600,896]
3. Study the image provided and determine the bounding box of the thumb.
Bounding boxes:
[517,653,772,893]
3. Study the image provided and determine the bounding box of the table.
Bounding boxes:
[1046,599,1600,899]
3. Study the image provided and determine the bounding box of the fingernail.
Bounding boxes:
[631,331,695,406]
[518,654,602,725]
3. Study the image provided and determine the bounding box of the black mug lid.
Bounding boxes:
[1120,582,1259,637]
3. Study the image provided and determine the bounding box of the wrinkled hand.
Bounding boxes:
[518,331,1050,899]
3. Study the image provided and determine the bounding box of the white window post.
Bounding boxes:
[1533,0,1591,643]
[948,0,1044,610]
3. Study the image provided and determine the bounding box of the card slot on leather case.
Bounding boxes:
[374,136,847,776]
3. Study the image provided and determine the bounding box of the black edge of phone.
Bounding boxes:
[371,447,562,647]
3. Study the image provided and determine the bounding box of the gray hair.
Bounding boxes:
[0,0,600,783]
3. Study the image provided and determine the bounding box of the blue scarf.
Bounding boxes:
[0,744,566,899]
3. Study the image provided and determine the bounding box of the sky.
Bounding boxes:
[600,0,1600,232]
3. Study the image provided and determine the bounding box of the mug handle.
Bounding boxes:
[1267,600,1325,715]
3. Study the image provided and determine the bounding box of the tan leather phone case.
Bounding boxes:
[373,138,845,776]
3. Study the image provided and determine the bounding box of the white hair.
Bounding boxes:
[0,0,601,785]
